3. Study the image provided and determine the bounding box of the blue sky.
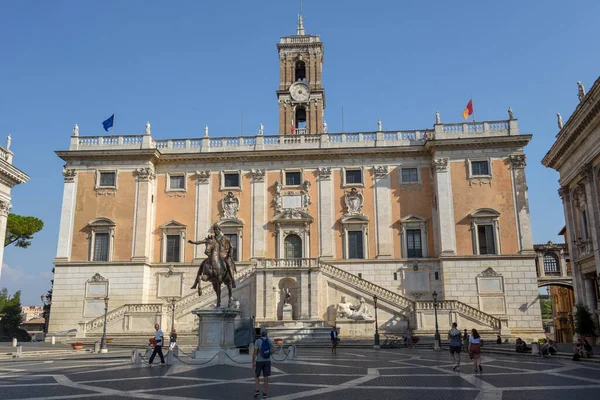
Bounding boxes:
[1,0,598,305]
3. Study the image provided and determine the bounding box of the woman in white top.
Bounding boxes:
[469,328,482,373]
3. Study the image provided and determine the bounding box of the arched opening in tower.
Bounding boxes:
[295,107,307,130]
[295,61,306,82]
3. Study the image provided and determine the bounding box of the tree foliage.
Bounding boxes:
[0,288,23,329]
[539,298,553,320]
[574,303,598,336]
[5,213,44,248]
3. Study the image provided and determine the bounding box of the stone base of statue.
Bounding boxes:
[282,304,293,321]
[192,308,242,363]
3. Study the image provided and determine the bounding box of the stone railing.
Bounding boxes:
[415,300,501,330]
[318,261,414,310]
[85,303,163,332]
[169,267,255,314]
[280,36,320,44]
[67,120,517,153]
[0,146,12,163]
[255,258,320,270]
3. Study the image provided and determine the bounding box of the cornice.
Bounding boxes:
[0,159,30,186]
[425,134,532,151]
[543,76,600,169]
[55,148,160,162]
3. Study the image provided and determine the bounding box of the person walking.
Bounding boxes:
[169,328,177,351]
[447,322,462,371]
[330,326,339,354]
[462,329,469,352]
[149,324,165,365]
[253,327,273,398]
[406,329,413,348]
[469,328,482,372]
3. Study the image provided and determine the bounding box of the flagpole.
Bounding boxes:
[112,111,116,136]
[471,97,476,123]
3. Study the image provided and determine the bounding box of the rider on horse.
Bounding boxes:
[189,224,237,289]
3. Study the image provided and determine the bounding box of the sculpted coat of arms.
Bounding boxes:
[344,188,364,215]
[221,191,240,220]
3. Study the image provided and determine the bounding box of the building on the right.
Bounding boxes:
[542,77,600,329]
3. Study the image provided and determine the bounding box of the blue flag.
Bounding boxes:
[102,114,114,132]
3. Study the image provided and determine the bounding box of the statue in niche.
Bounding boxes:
[283,288,292,305]
[221,191,240,220]
[344,187,364,215]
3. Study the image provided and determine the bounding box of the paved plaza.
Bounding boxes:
[0,348,599,399]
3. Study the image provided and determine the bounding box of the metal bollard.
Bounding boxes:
[12,338,17,347]
[531,342,540,356]
[51,336,56,345]
[16,346,22,358]
[94,342,101,353]
[131,349,138,363]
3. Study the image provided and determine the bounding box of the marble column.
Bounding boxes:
[131,167,155,262]
[318,167,334,259]
[55,169,77,261]
[509,155,534,253]
[194,171,212,260]
[433,158,456,255]
[373,165,393,259]
[0,200,11,280]
[251,169,267,259]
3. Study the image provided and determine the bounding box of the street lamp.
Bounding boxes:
[432,291,441,351]
[373,295,380,348]
[165,297,178,332]
[100,296,109,353]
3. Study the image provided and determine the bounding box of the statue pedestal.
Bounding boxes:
[192,308,242,362]
[282,304,293,321]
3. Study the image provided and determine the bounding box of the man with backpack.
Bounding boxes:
[448,322,462,371]
[253,327,273,398]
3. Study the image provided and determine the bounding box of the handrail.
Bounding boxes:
[415,300,501,330]
[85,303,162,332]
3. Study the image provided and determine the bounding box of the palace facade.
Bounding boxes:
[49,18,543,340]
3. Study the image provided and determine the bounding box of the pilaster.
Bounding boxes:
[255,270,265,320]
[559,186,585,303]
[373,166,393,258]
[131,167,155,262]
[251,169,267,259]
[309,270,319,319]
[55,168,77,261]
[509,155,534,253]
[300,270,309,319]
[432,158,456,255]
[0,200,11,280]
[194,171,212,260]
[583,164,600,276]
[318,167,334,259]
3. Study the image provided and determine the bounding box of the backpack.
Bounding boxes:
[259,337,271,359]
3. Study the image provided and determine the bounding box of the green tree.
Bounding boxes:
[540,298,553,320]
[4,213,44,248]
[0,288,23,329]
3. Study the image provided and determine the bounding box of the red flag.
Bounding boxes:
[462,99,473,120]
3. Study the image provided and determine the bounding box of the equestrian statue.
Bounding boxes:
[188,224,237,308]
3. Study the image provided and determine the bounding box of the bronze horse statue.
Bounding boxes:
[189,235,233,308]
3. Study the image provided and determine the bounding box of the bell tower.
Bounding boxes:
[277,13,325,135]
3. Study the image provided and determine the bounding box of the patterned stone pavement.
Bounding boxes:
[0,348,599,399]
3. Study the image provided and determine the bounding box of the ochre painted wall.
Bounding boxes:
[71,171,136,261]
[451,159,519,255]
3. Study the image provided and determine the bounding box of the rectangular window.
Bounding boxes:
[347,231,364,259]
[166,235,181,262]
[169,175,185,190]
[579,210,588,239]
[477,225,496,255]
[224,173,240,188]
[435,272,439,280]
[401,168,419,183]
[406,229,422,258]
[99,172,116,187]
[285,171,301,186]
[345,169,363,185]
[471,161,490,176]
[93,233,109,261]
[393,272,398,281]
[225,233,238,261]
[358,273,362,279]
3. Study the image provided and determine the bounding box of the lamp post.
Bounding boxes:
[166,297,178,332]
[373,295,380,348]
[432,291,441,351]
[100,296,109,353]
[41,293,51,335]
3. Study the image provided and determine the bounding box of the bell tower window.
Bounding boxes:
[295,61,306,82]
[295,107,307,129]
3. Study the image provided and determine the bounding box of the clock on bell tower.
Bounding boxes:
[277,14,325,135]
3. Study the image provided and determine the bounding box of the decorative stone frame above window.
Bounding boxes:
[318,167,332,181]
[274,181,311,214]
[220,170,242,191]
[281,168,304,188]
[470,208,501,255]
[94,169,118,196]
[195,170,211,185]
[476,267,507,315]
[271,210,313,259]
[86,218,116,262]
[159,220,186,263]
[399,214,428,258]
[166,172,187,195]
[466,158,493,186]
[216,219,244,262]
[342,166,365,188]
[341,214,369,259]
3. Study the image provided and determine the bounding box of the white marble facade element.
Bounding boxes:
[432,158,456,255]
[318,167,334,258]
[56,169,78,260]
[373,165,392,258]
[195,171,212,259]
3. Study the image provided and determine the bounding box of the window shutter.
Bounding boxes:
[348,231,364,259]
[94,233,109,261]
[166,235,180,262]
[484,225,495,254]
[406,229,422,258]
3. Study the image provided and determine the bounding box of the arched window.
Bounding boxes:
[295,107,307,129]
[543,253,560,275]
[284,234,302,259]
[295,61,306,82]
